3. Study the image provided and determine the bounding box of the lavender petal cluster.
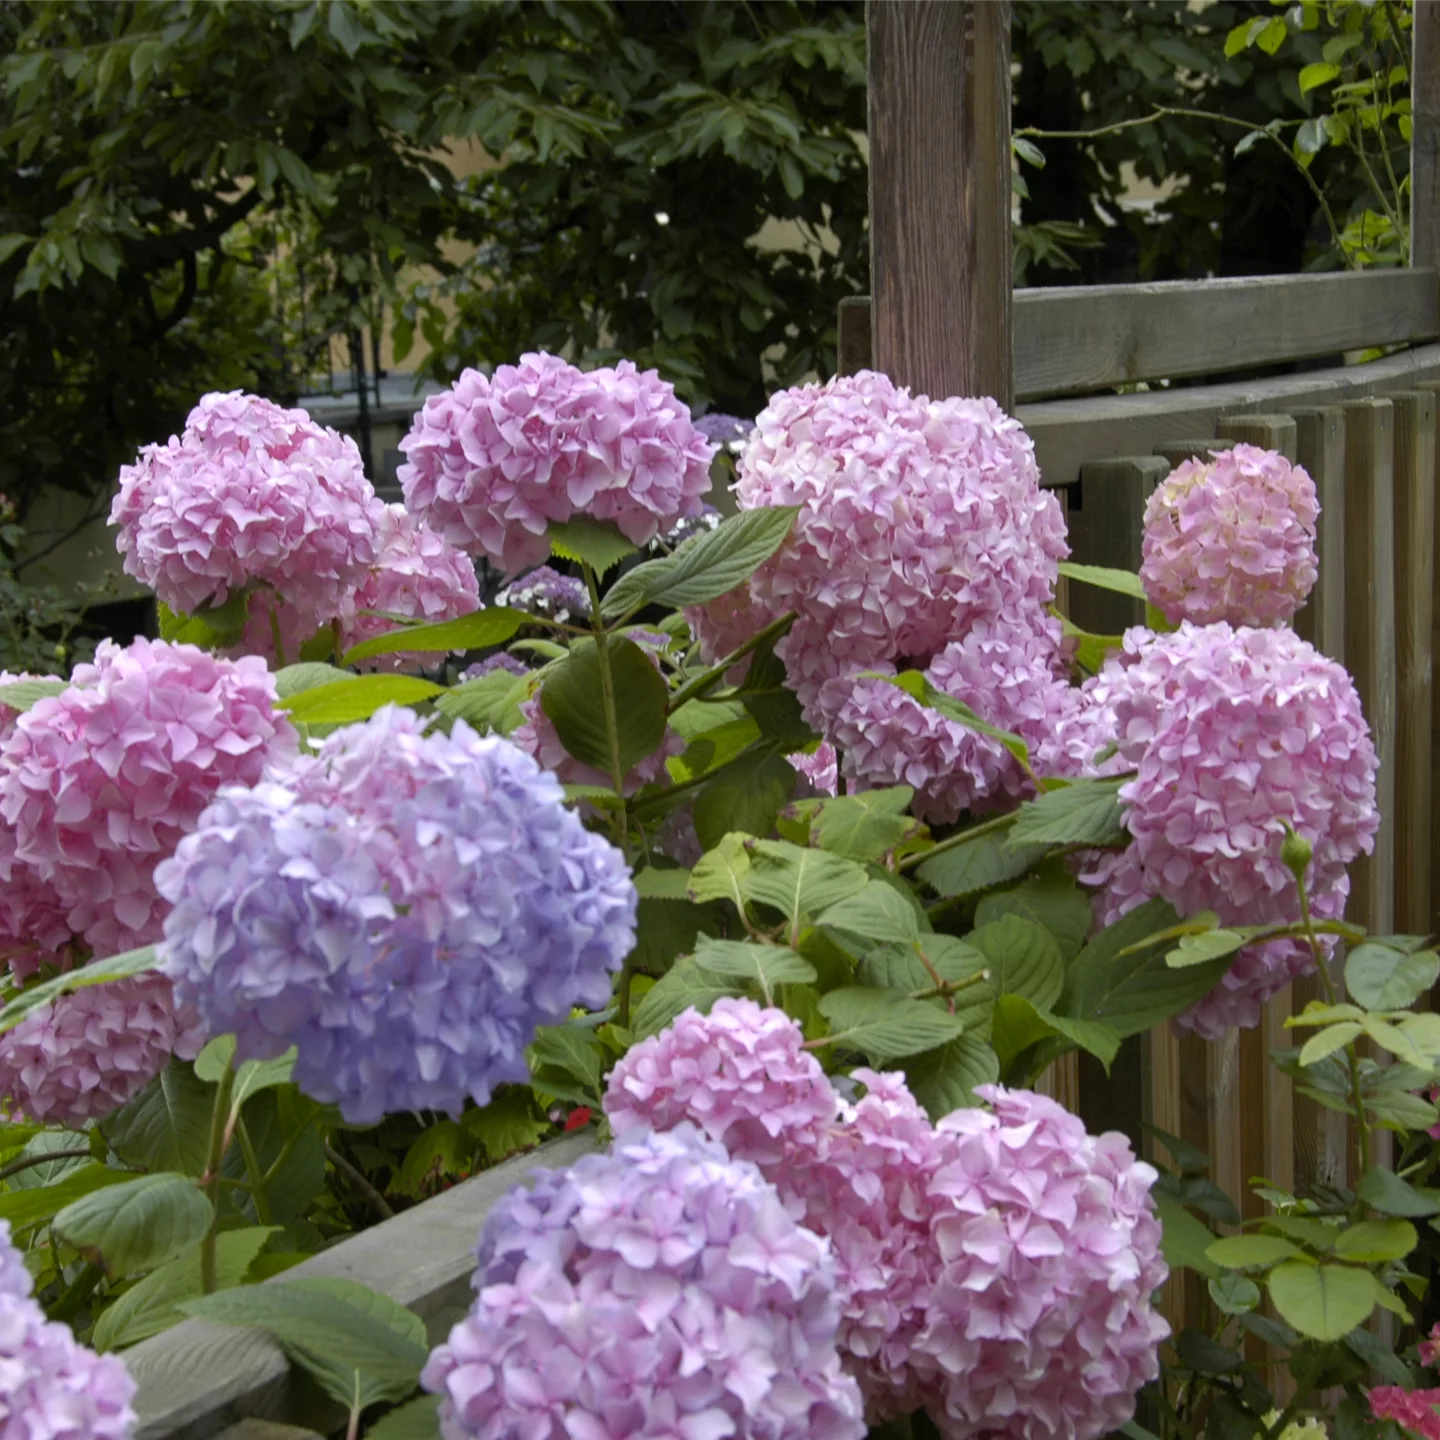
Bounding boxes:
[458,652,530,683]
[494,564,591,624]
[157,706,637,1125]
[1080,622,1379,1036]
[110,391,385,628]
[1141,445,1319,627]
[693,413,756,453]
[421,1124,866,1440]
[0,1218,137,1436]
[398,353,715,573]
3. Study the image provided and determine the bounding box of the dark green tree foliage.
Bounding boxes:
[406,1,869,420]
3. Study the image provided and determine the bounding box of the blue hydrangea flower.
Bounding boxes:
[494,564,590,623]
[156,706,636,1124]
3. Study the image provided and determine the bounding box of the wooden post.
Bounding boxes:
[836,295,873,378]
[1391,392,1436,937]
[867,0,1013,405]
[1066,456,1168,635]
[1292,408,1348,664]
[1343,398,1397,939]
[1215,413,1298,462]
[1153,440,1218,471]
[1414,0,1440,274]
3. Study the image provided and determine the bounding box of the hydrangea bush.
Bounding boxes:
[0,367,1433,1440]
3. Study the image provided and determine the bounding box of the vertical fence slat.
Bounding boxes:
[1215,413,1299,462]
[836,295,872,379]
[1292,408,1348,665]
[1066,457,1168,635]
[1391,391,1437,937]
[1343,398,1397,939]
[1153,440,1217,470]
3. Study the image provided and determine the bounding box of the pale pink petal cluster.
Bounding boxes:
[398,354,715,573]
[606,1005,1167,1440]
[1141,445,1318,627]
[685,372,1067,723]
[788,742,839,798]
[422,1125,866,1440]
[0,974,204,1127]
[817,615,1090,824]
[0,639,296,956]
[341,504,481,672]
[1080,623,1378,1036]
[916,1086,1168,1440]
[0,1218,137,1435]
[110,391,385,626]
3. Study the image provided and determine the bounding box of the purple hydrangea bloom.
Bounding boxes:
[495,565,591,623]
[458,652,530,683]
[156,706,637,1124]
[652,504,724,553]
[0,1218,136,1436]
[422,1124,867,1440]
[693,413,756,452]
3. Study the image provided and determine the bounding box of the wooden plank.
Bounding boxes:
[1153,440,1216,470]
[844,270,1440,403]
[1343,398,1397,940]
[1292,408,1348,663]
[1020,341,1440,491]
[1392,392,1437,936]
[836,294,872,378]
[128,1132,598,1440]
[867,0,1012,406]
[1415,0,1440,275]
[1215,413,1298,462]
[1065,457,1168,636]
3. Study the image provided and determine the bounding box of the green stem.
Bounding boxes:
[199,1060,237,1295]
[235,1117,272,1227]
[268,599,289,669]
[1295,867,1372,1207]
[666,611,797,713]
[324,1140,395,1221]
[581,563,628,824]
[0,1147,91,1183]
[330,617,343,668]
[50,1261,102,1326]
[899,809,1018,874]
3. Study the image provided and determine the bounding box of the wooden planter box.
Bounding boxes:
[127,1131,597,1440]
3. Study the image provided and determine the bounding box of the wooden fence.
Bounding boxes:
[841,265,1440,1344]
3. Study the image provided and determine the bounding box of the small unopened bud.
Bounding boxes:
[1280,824,1313,880]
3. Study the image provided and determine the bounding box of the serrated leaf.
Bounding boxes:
[1156,1195,1220,1277]
[4,1130,91,1190]
[278,675,445,723]
[601,507,799,617]
[527,1024,605,1099]
[181,1276,428,1410]
[107,1063,215,1176]
[1266,1261,1376,1341]
[1207,1234,1304,1268]
[0,678,67,711]
[693,937,816,989]
[1299,1023,1363,1066]
[273,663,351,698]
[817,882,922,942]
[903,1034,999,1120]
[875,671,1031,772]
[547,517,636,577]
[92,1226,280,1351]
[1008,777,1127,849]
[860,936,994,1036]
[634,867,692,900]
[976,876,1092,961]
[394,1120,469,1198]
[817,988,967,1063]
[54,1173,214,1277]
[632,959,740,1040]
[540,638,668,779]
[366,1396,444,1440]
[435,669,532,735]
[156,591,250,649]
[340,607,518,666]
[743,841,869,935]
[969,915,1064,1009]
[1056,561,1148,600]
[803,787,918,862]
[0,1163,133,1232]
[1345,943,1440,1011]
[464,1089,550,1164]
[688,834,751,909]
[992,994,1120,1073]
[0,944,160,1036]
[692,743,795,851]
[917,831,1048,898]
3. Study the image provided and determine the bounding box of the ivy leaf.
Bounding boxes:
[54,1173,214,1277]
[817,988,967,1064]
[601,507,799,617]
[181,1276,428,1410]
[541,638,668,777]
[1008,777,1127,849]
[548,517,636,577]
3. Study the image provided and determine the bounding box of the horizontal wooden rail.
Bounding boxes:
[126,1132,598,1440]
[837,269,1440,401]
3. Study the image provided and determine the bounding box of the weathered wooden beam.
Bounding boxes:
[837,271,1440,400]
[867,0,1012,406]
[128,1132,598,1440]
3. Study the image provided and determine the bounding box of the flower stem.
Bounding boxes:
[666,611,797,714]
[899,810,1018,875]
[199,1059,238,1295]
[268,599,289,669]
[235,1117,272,1227]
[581,563,628,828]
[324,1140,395,1220]
[0,1147,91,1183]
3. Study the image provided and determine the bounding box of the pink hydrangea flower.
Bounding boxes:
[690,373,1067,721]
[915,1086,1168,1440]
[111,390,385,626]
[398,354,715,573]
[1370,1387,1440,1440]
[341,504,481,672]
[1141,445,1318,628]
[0,974,204,1127]
[0,639,296,956]
[0,1217,137,1434]
[788,742,839,798]
[606,997,840,1165]
[422,1125,866,1440]
[1420,1323,1440,1368]
[1080,623,1378,1037]
[818,614,1088,823]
